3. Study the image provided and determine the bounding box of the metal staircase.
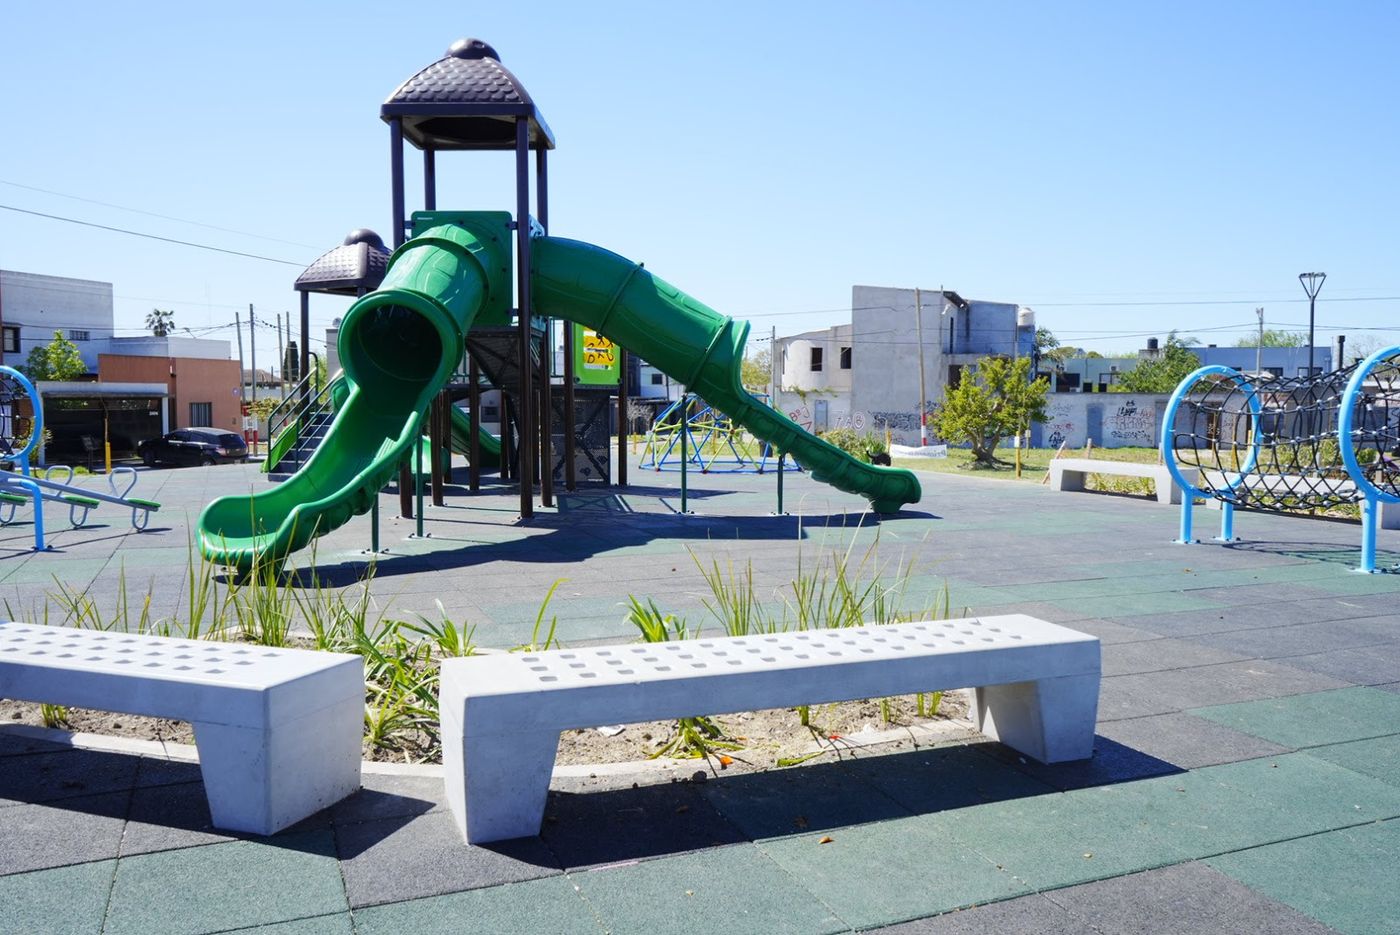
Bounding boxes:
[263,372,338,483]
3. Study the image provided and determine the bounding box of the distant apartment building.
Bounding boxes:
[1041,338,1335,393]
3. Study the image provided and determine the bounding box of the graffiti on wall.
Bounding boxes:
[786,405,812,431]
[1041,399,1083,449]
[1106,397,1156,446]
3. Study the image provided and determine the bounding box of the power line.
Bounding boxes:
[0,204,307,267]
[0,179,322,250]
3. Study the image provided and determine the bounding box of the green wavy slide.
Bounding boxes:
[199,223,919,571]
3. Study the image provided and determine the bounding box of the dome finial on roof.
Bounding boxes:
[447,38,499,61]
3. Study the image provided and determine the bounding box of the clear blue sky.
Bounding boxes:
[1,1,1396,368]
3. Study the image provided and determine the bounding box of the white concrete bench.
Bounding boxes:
[440,613,1100,844]
[0,622,363,835]
[1050,458,1194,505]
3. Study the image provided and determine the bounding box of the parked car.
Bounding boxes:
[137,428,248,467]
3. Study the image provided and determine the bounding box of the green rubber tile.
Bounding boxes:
[1207,819,1400,934]
[577,842,847,935]
[1192,687,1400,748]
[225,914,354,934]
[1047,591,1227,619]
[925,785,1194,891]
[104,831,347,935]
[0,860,115,935]
[352,875,602,935]
[1296,571,1400,595]
[1203,752,1400,829]
[757,820,1026,930]
[1308,735,1400,788]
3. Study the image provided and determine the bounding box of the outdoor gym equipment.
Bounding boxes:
[1162,346,1400,572]
[640,392,796,474]
[0,366,161,550]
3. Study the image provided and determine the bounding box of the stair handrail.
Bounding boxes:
[266,368,336,474]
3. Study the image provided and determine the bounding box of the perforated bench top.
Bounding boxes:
[443,614,1100,734]
[0,622,361,727]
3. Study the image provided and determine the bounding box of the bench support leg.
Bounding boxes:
[445,725,558,844]
[192,704,361,835]
[1051,469,1084,493]
[974,674,1099,763]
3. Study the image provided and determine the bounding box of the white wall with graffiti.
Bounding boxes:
[1030,393,1170,450]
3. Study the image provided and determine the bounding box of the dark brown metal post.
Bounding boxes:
[298,291,310,403]
[389,116,413,519]
[540,331,554,507]
[617,346,629,487]
[468,356,481,492]
[501,396,514,481]
[423,148,437,211]
[514,118,535,518]
[562,322,577,490]
[430,391,445,506]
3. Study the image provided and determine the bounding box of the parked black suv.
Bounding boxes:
[138,428,248,467]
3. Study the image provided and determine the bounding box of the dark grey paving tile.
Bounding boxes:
[842,743,1057,815]
[122,779,334,857]
[1101,638,1250,677]
[1096,713,1293,769]
[329,771,444,826]
[0,747,140,807]
[1190,616,1398,660]
[0,791,128,876]
[867,893,1097,934]
[352,875,605,935]
[972,734,1184,792]
[1051,617,1162,644]
[1044,860,1340,934]
[0,729,68,758]
[1105,659,1353,710]
[541,780,747,870]
[699,758,911,838]
[1097,679,1181,722]
[334,808,558,908]
[1284,643,1400,686]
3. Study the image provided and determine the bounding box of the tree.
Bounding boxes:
[1034,327,1059,354]
[741,346,772,391]
[931,356,1049,468]
[146,308,175,337]
[22,330,87,382]
[1112,333,1201,394]
[1232,329,1305,348]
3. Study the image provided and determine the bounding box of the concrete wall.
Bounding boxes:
[777,324,854,396]
[0,269,114,372]
[1030,392,1171,449]
[108,336,232,361]
[99,354,242,433]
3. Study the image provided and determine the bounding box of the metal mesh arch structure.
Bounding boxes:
[640,393,795,474]
[1162,347,1400,571]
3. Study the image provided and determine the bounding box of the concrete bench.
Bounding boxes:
[0,622,363,835]
[440,613,1100,844]
[1050,458,1194,505]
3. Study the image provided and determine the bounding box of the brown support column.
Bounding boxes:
[468,357,481,492]
[430,391,445,507]
[562,323,577,491]
[390,116,412,520]
[514,118,534,519]
[539,332,554,507]
[617,346,629,487]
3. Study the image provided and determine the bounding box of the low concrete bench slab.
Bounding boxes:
[440,613,1100,844]
[1050,458,1194,505]
[0,622,362,835]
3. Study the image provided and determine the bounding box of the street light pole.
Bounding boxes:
[1298,272,1326,375]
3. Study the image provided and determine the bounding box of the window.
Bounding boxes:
[650,372,664,385]
[483,404,500,419]
[189,402,212,426]
[1,327,17,354]
[68,330,90,342]
[810,347,823,372]
[839,346,852,370]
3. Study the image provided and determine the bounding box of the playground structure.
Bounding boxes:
[1162,346,1400,572]
[0,366,160,550]
[196,38,921,573]
[640,392,796,474]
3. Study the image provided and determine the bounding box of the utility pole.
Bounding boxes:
[1256,307,1264,376]
[769,325,777,405]
[914,287,928,445]
[276,312,286,399]
[235,310,246,410]
[1298,272,1326,375]
[249,304,257,413]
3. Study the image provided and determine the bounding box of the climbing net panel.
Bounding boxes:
[0,368,35,463]
[1165,350,1400,513]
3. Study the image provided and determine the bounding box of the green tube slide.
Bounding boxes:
[531,236,921,514]
[198,223,919,572]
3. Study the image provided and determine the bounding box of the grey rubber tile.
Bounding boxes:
[579,842,848,935]
[104,831,347,935]
[1097,680,1182,722]
[1281,643,1400,686]
[698,758,911,838]
[1096,713,1292,769]
[120,780,237,856]
[1190,617,1398,660]
[0,791,128,876]
[0,747,139,807]
[540,780,746,870]
[334,808,559,909]
[0,859,116,935]
[0,729,68,758]
[1208,819,1400,934]
[866,894,1098,934]
[352,875,604,935]
[1100,637,1250,677]
[975,733,1185,791]
[842,743,1058,815]
[328,771,444,826]
[1044,860,1340,934]
[1107,659,1352,711]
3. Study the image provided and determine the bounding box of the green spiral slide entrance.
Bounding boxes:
[198,222,920,572]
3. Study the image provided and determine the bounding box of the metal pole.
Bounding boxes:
[235,310,246,412]
[514,117,534,519]
[617,346,629,487]
[770,325,777,403]
[679,393,689,513]
[389,118,406,248]
[468,357,481,492]
[540,340,554,507]
[423,148,436,211]
[562,323,577,490]
[276,312,285,399]
[914,288,928,445]
[248,305,257,450]
[430,392,445,507]
[370,497,380,553]
[776,446,784,514]
[299,291,310,402]
[1299,272,1326,375]
[415,413,424,538]
[1256,307,1264,376]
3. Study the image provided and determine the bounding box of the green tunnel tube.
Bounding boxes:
[199,224,920,573]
